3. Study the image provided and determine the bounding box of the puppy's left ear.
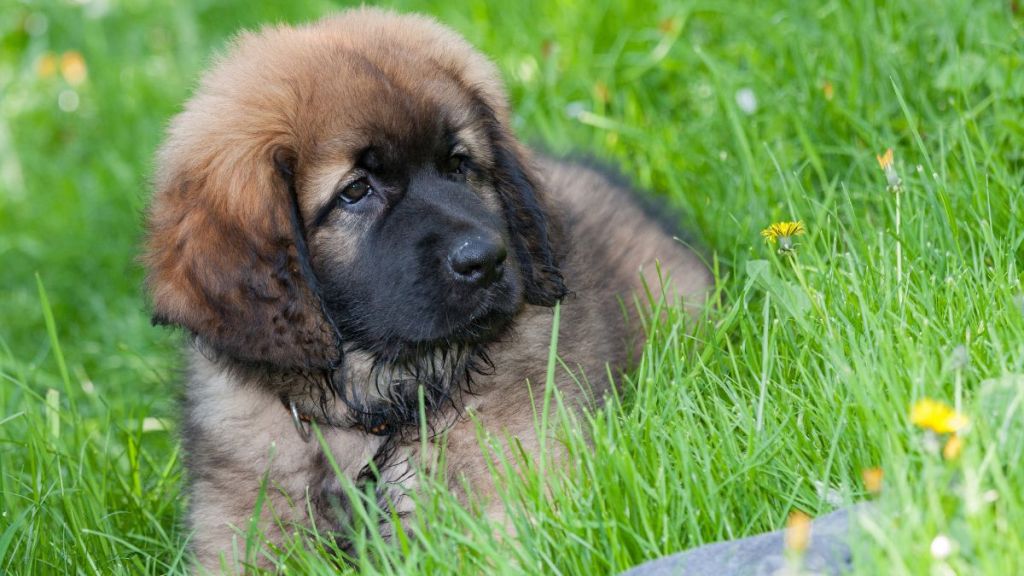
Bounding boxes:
[490,133,568,307]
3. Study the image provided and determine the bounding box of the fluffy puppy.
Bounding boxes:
[144,7,711,571]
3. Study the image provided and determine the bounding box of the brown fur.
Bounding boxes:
[144,8,711,573]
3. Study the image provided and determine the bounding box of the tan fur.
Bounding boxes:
[144,8,711,573]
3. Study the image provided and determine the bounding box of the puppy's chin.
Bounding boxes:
[358,306,516,365]
[447,304,517,344]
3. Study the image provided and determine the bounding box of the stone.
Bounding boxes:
[620,506,863,576]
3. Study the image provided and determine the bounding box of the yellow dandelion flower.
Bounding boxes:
[60,51,88,86]
[943,434,963,460]
[910,398,969,434]
[861,467,884,495]
[37,52,57,78]
[876,147,902,191]
[876,148,894,170]
[822,81,834,101]
[761,221,805,253]
[784,510,812,553]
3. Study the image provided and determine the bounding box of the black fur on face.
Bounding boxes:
[312,160,525,362]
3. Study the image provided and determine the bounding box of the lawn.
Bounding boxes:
[1,0,1023,574]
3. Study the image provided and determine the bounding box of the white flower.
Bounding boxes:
[735,88,757,115]
[930,534,954,559]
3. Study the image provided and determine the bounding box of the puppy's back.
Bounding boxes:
[539,156,712,319]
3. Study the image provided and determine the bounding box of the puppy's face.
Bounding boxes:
[296,78,523,357]
[144,9,566,369]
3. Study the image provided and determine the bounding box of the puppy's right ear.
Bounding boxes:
[143,132,337,369]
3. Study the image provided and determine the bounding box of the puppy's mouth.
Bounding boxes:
[448,296,517,341]
[384,304,514,364]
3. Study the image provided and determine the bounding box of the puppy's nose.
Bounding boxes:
[447,235,507,287]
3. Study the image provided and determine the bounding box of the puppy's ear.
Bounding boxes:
[489,132,569,307]
[143,135,336,369]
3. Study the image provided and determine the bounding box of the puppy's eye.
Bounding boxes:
[338,179,372,204]
[444,154,469,176]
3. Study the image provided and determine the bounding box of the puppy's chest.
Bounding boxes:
[187,352,449,501]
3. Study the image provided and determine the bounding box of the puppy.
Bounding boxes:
[144,7,711,571]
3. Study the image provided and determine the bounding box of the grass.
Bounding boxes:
[1,0,1023,573]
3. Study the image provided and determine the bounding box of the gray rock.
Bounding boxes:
[620,506,863,576]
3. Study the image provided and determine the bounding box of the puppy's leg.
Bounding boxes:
[184,355,388,573]
[184,407,329,572]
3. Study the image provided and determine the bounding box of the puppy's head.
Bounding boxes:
[144,8,567,369]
